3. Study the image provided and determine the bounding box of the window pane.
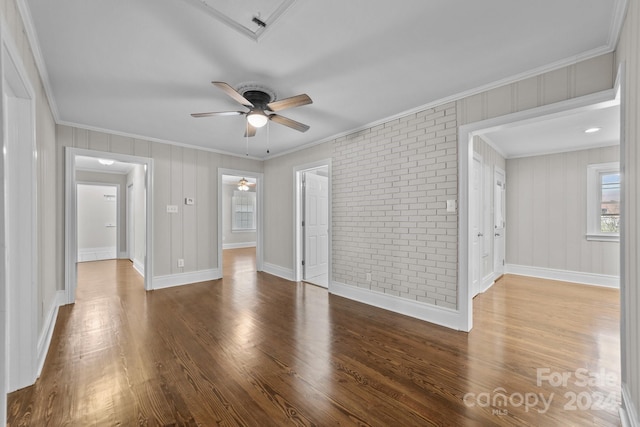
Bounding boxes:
[600,173,620,233]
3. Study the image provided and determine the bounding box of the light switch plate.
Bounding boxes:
[446,200,457,213]
[166,205,178,213]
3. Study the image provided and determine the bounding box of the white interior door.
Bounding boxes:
[303,171,329,287]
[494,167,506,277]
[471,155,483,297]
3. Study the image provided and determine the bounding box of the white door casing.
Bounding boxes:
[471,154,483,298]
[494,167,506,278]
[127,184,135,261]
[303,171,329,286]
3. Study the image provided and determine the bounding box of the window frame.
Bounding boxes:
[586,161,620,242]
[231,190,256,232]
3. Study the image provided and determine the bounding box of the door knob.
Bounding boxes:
[495,233,501,237]
[477,232,483,237]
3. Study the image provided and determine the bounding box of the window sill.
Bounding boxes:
[586,234,620,242]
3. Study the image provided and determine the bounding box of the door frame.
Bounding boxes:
[471,153,483,298]
[217,168,264,276]
[458,86,620,331]
[293,159,332,284]
[127,183,134,261]
[65,148,154,301]
[1,22,38,401]
[493,166,506,279]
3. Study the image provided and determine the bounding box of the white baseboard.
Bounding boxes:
[118,251,129,259]
[621,383,639,427]
[36,290,66,378]
[133,259,145,277]
[153,268,221,290]
[262,262,295,281]
[505,264,619,288]
[330,281,463,331]
[223,242,256,250]
[78,246,116,262]
[481,274,495,293]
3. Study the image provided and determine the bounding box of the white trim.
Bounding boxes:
[263,262,295,281]
[223,242,256,249]
[218,169,264,278]
[459,88,620,332]
[133,259,145,277]
[481,275,495,294]
[621,383,639,427]
[505,264,619,288]
[330,281,463,331]
[153,269,221,290]
[65,148,154,301]
[118,251,128,259]
[36,291,65,377]
[15,0,60,121]
[293,159,332,283]
[78,246,117,262]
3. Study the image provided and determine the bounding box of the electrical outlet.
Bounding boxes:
[177,258,184,268]
[366,272,372,282]
[167,205,178,213]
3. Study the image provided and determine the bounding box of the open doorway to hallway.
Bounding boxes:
[66,149,154,301]
[218,169,264,278]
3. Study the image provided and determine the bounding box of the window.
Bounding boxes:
[587,162,620,241]
[232,190,256,231]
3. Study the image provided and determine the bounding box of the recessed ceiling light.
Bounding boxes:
[98,159,115,166]
[584,127,601,134]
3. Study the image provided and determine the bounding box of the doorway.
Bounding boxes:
[65,149,153,300]
[294,160,332,288]
[217,168,264,277]
[459,86,621,331]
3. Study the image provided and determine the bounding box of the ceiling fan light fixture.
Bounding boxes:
[247,110,268,128]
[238,177,250,191]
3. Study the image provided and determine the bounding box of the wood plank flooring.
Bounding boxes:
[8,249,620,426]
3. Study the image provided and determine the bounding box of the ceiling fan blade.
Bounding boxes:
[212,81,254,108]
[269,114,310,132]
[267,94,312,112]
[191,111,244,118]
[244,123,257,137]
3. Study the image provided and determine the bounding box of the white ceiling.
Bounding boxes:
[75,155,135,174]
[23,0,625,159]
[483,103,620,159]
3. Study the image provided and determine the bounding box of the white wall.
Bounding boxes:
[222,181,256,248]
[506,145,620,276]
[56,126,263,278]
[615,0,640,423]
[77,184,117,261]
[76,170,127,256]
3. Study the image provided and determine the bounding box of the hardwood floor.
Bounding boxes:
[8,250,620,426]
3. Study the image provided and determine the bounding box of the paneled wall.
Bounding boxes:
[506,146,619,276]
[56,125,263,277]
[1,0,58,345]
[263,54,616,315]
[615,0,640,422]
[263,142,331,270]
